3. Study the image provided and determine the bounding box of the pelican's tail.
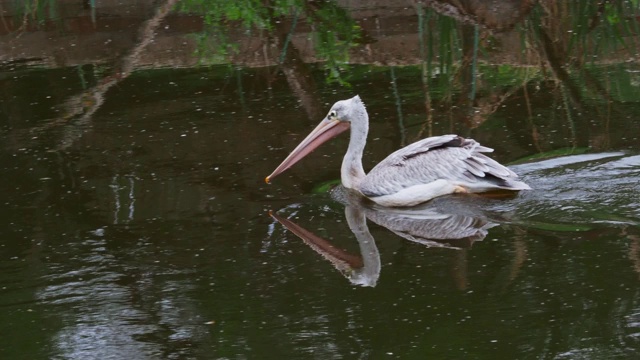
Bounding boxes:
[501,179,532,191]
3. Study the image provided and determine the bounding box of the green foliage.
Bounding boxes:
[12,0,59,26]
[178,0,285,64]
[176,0,640,99]
[178,0,360,83]
[311,179,341,194]
[523,0,640,65]
[179,0,291,30]
[306,3,360,85]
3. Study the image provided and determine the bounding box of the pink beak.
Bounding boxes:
[266,119,350,183]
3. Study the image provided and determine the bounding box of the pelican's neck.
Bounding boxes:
[341,103,368,189]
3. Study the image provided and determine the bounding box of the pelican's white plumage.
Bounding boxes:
[266,95,530,206]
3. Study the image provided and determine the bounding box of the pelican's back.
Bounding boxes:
[359,135,530,200]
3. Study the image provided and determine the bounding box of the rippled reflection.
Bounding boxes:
[270,186,513,287]
[33,235,207,359]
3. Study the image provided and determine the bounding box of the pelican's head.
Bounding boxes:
[325,95,366,125]
[265,96,364,184]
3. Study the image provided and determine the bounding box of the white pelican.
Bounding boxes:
[266,95,531,207]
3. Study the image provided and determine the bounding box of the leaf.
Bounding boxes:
[509,147,591,165]
[311,179,341,194]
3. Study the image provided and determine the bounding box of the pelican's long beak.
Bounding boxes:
[266,119,350,183]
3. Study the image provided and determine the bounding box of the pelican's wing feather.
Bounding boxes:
[360,135,529,197]
[372,134,462,166]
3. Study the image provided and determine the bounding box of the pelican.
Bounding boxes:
[266,95,531,207]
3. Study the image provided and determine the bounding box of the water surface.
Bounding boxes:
[1,1,640,359]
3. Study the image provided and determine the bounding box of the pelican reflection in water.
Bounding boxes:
[269,187,499,287]
[266,96,530,207]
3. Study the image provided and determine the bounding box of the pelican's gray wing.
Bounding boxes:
[360,135,530,197]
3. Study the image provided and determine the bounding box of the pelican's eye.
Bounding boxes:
[328,110,337,119]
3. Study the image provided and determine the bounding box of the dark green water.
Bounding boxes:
[2,1,640,359]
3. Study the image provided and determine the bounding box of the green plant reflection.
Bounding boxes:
[178,0,361,84]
